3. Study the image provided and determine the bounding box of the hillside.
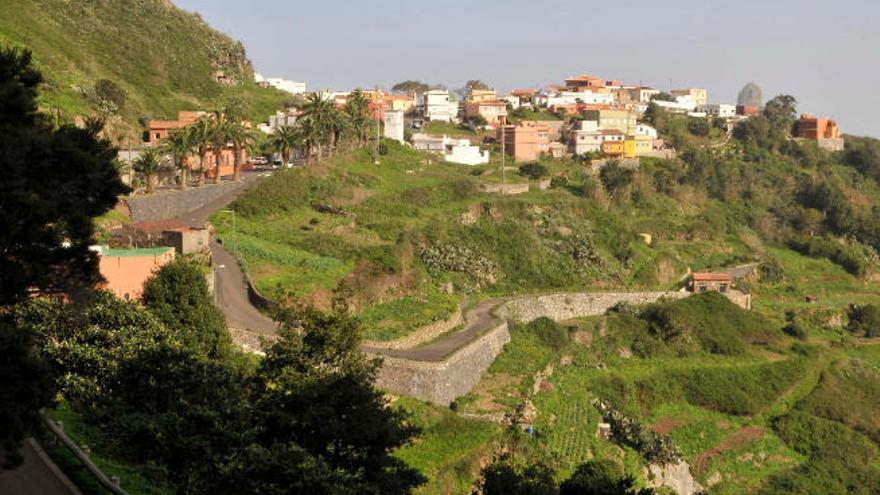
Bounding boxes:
[0,0,287,129]
[214,107,880,493]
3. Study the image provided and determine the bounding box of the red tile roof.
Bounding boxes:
[692,272,732,282]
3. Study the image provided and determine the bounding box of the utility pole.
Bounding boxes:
[500,116,506,184]
[374,85,381,165]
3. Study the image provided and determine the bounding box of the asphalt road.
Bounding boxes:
[0,439,82,495]
[210,239,278,334]
[362,299,502,362]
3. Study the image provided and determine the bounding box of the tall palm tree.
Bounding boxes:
[227,121,252,181]
[209,110,231,184]
[345,89,371,148]
[162,127,194,190]
[327,109,349,157]
[132,146,166,194]
[188,117,213,187]
[301,93,334,160]
[271,124,299,166]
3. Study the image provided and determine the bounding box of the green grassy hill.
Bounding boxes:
[0,0,287,129]
[216,107,880,492]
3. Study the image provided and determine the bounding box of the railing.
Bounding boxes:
[40,410,129,495]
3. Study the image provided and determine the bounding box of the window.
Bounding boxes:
[698,284,707,293]
[719,283,728,293]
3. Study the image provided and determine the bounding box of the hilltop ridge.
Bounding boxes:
[0,0,286,129]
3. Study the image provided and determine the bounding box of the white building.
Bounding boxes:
[633,124,658,138]
[627,87,660,103]
[444,139,489,165]
[424,90,459,122]
[697,104,736,118]
[383,110,405,143]
[411,133,488,165]
[569,120,603,155]
[653,95,697,113]
[499,94,521,110]
[263,77,306,95]
[546,91,614,107]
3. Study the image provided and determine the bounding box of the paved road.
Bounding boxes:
[173,174,278,335]
[0,439,82,495]
[210,239,278,334]
[362,299,502,362]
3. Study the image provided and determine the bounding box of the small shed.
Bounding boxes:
[691,272,732,293]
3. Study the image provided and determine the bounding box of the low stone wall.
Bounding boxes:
[363,303,463,350]
[480,183,530,195]
[498,291,690,323]
[124,180,250,222]
[373,321,510,405]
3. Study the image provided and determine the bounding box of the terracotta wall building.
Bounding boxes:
[498,120,552,161]
[793,114,840,139]
[98,246,175,300]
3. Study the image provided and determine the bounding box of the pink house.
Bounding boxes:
[97,247,175,300]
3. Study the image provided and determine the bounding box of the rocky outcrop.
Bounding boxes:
[645,460,705,495]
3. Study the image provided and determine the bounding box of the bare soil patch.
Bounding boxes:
[694,426,765,474]
[650,416,684,436]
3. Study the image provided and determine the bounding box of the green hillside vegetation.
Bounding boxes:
[0,0,288,131]
[214,95,880,492]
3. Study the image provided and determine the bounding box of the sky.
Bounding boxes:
[175,0,880,136]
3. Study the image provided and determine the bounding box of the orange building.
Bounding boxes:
[601,141,625,157]
[146,111,249,179]
[498,120,552,161]
[564,75,620,92]
[793,114,840,139]
[465,100,508,125]
[97,247,175,301]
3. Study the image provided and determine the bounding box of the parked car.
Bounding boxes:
[411,119,423,130]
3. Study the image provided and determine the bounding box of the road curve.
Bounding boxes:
[361,299,502,362]
[0,439,82,495]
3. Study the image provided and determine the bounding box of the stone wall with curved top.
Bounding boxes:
[362,302,464,350]
[497,291,691,323]
[374,321,510,405]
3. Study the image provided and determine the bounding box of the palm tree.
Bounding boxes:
[209,110,231,184]
[162,127,194,190]
[345,89,371,148]
[271,124,299,166]
[188,117,213,187]
[327,109,349,157]
[227,121,253,181]
[132,146,166,194]
[301,93,334,160]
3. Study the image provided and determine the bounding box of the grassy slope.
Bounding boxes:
[0,0,287,125]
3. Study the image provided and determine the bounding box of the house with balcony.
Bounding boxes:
[464,100,508,125]
[424,89,460,122]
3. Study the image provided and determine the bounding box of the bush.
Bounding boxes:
[518,162,548,180]
[788,236,868,276]
[550,175,569,188]
[526,317,569,353]
[686,117,710,137]
[758,257,785,283]
[847,304,880,337]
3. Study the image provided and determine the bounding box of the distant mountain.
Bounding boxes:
[0,0,286,130]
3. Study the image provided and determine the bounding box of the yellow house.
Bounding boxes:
[602,141,625,157]
[468,89,497,103]
[623,134,653,158]
[583,109,637,133]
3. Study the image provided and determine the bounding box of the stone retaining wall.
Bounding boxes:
[480,183,530,195]
[362,303,463,350]
[372,321,510,405]
[498,291,690,323]
[124,180,250,222]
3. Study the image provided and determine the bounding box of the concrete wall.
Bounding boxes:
[480,183,530,195]
[373,321,510,405]
[123,180,250,222]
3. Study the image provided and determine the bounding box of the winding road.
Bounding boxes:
[362,299,502,361]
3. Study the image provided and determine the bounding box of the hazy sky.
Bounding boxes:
[175,0,879,136]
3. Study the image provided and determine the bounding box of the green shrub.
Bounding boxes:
[518,162,548,180]
[847,303,880,337]
[788,236,868,276]
[550,176,569,188]
[526,317,569,353]
[758,257,785,283]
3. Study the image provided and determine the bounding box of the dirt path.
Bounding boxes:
[693,426,766,474]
